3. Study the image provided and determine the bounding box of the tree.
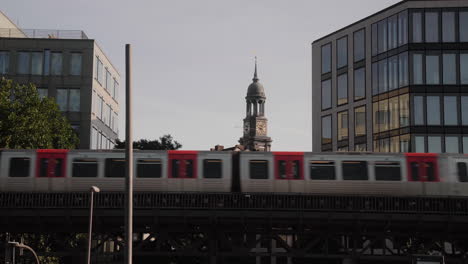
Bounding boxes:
[115,134,182,150]
[0,78,79,149]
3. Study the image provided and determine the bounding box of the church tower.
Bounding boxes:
[239,58,272,151]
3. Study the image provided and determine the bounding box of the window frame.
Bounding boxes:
[9,157,31,178]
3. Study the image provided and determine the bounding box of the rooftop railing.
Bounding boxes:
[0,28,88,39]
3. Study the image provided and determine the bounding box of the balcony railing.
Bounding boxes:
[0,28,88,39]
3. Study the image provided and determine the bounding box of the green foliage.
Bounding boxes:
[0,78,79,149]
[115,134,182,150]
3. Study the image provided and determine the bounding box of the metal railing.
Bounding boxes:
[0,28,88,39]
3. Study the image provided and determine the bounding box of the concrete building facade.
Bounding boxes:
[312,0,468,153]
[0,12,119,149]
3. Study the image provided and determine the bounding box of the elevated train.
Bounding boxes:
[1,149,468,196]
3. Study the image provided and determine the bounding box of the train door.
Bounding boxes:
[168,151,198,192]
[35,150,68,191]
[406,154,439,195]
[274,152,304,193]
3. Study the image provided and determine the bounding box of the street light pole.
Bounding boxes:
[8,242,40,264]
[125,44,133,264]
[87,186,100,264]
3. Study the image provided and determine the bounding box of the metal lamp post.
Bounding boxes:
[87,186,100,264]
[8,242,40,264]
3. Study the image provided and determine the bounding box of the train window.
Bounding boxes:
[9,158,30,177]
[425,162,435,181]
[309,161,335,180]
[203,159,222,179]
[186,160,194,178]
[278,160,287,179]
[172,160,180,178]
[411,162,420,181]
[137,159,162,178]
[39,158,49,177]
[375,162,401,181]
[250,160,269,179]
[342,161,368,180]
[72,159,98,177]
[457,162,468,182]
[105,158,125,178]
[54,159,63,177]
[292,160,300,179]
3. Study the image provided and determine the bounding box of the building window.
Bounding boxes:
[378,19,388,53]
[390,136,399,153]
[428,136,442,153]
[321,79,331,110]
[355,143,367,152]
[56,88,67,111]
[337,36,348,69]
[372,62,378,95]
[51,52,62,75]
[337,73,348,105]
[464,137,468,154]
[412,53,423,85]
[0,51,9,74]
[442,12,456,42]
[91,127,98,149]
[389,96,399,130]
[378,99,389,132]
[388,55,398,90]
[388,14,398,50]
[17,51,29,74]
[446,136,460,153]
[31,52,43,75]
[321,43,331,74]
[462,96,468,125]
[427,96,440,125]
[399,52,408,87]
[426,54,440,85]
[414,135,425,153]
[398,10,408,46]
[338,111,348,141]
[113,79,119,100]
[43,50,50,76]
[354,67,365,101]
[96,57,104,84]
[56,88,80,112]
[425,12,439,43]
[354,106,366,137]
[354,29,365,62]
[69,89,80,111]
[378,58,388,93]
[400,134,410,152]
[444,96,458,126]
[399,94,409,127]
[411,11,423,43]
[37,88,48,98]
[460,12,468,42]
[105,69,112,91]
[373,102,379,133]
[372,23,378,56]
[443,53,457,84]
[70,53,82,76]
[461,54,468,84]
[322,115,332,145]
[414,96,424,125]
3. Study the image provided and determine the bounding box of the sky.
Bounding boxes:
[2,0,399,151]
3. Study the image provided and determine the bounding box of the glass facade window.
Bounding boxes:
[355,143,367,152]
[37,88,48,98]
[460,12,468,42]
[337,37,348,69]
[354,67,365,101]
[106,69,112,91]
[0,51,9,74]
[337,73,348,105]
[388,15,398,50]
[338,111,348,141]
[69,89,80,112]
[399,94,409,127]
[411,12,423,43]
[378,59,388,93]
[389,96,399,130]
[17,52,29,74]
[426,54,440,84]
[31,52,42,75]
[355,106,366,137]
[398,10,408,46]
[462,96,468,125]
[354,29,365,62]
[390,136,399,152]
[442,12,456,42]
[425,12,439,43]
[373,102,379,133]
[444,96,458,126]
[321,115,332,145]
[51,52,62,75]
[414,135,425,153]
[372,23,378,56]
[56,88,67,111]
[388,55,398,90]
[70,53,82,76]
[113,79,119,100]
[412,53,423,84]
[378,99,389,132]
[400,134,410,152]
[414,96,424,125]
[321,43,331,74]
[372,62,378,95]
[399,52,408,87]
[43,50,50,76]
[461,54,468,84]
[443,53,457,84]
[464,137,468,154]
[378,19,388,53]
[446,136,459,153]
[427,96,441,125]
[321,79,331,110]
[428,136,442,153]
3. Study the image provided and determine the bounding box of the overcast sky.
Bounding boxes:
[2,0,399,151]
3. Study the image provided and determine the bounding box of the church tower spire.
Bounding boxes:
[239,58,272,151]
